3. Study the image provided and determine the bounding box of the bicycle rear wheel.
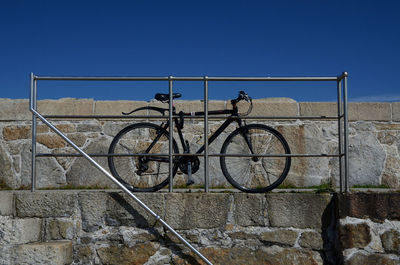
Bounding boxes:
[108,123,179,192]
[220,124,291,193]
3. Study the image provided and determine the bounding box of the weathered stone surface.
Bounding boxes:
[381,149,400,188]
[392,102,400,122]
[0,216,42,244]
[76,122,102,133]
[20,142,66,189]
[251,101,298,117]
[266,193,332,229]
[344,130,385,186]
[0,192,13,215]
[105,192,165,228]
[75,245,95,264]
[338,193,400,221]
[97,242,158,265]
[37,134,66,148]
[299,231,324,250]
[15,191,77,218]
[120,227,159,246]
[300,102,337,117]
[348,103,392,121]
[260,229,299,246]
[0,143,15,189]
[45,219,75,240]
[78,191,108,232]
[2,125,31,140]
[344,251,399,265]
[173,246,323,265]
[14,241,73,265]
[66,136,115,187]
[233,193,268,226]
[0,245,12,264]
[95,100,148,115]
[381,229,400,254]
[340,222,371,248]
[0,99,30,121]
[38,98,94,116]
[165,193,230,229]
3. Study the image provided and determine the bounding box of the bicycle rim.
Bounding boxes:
[220,124,291,193]
[108,123,178,192]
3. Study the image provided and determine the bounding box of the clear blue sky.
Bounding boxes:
[1,0,399,102]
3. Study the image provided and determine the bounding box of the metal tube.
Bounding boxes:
[42,114,340,120]
[204,76,209,192]
[30,74,37,192]
[343,73,350,193]
[168,76,174,192]
[34,76,338,82]
[30,109,213,265]
[36,152,341,158]
[337,79,343,193]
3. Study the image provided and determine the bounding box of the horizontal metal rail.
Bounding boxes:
[35,76,339,81]
[42,114,340,120]
[36,152,342,158]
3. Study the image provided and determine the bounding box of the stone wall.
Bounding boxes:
[1,191,399,264]
[0,98,400,189]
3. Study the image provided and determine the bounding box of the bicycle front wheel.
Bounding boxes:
[108,123,179,192]
[220,124,291,193]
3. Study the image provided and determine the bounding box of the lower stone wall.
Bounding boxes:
[1,191,399,264]
[337,193,400,265]
[0,191,333,265]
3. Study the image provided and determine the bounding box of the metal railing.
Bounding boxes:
[29,72,349,264]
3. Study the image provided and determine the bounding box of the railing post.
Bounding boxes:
[342,72,350,193]
[337,78,343,193]
[168,76,174,192]
[204,76,209,192]
[30,73,37,192]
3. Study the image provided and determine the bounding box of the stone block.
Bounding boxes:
[337,193,400,222]
[250,100,298,117]
[299,102,338,117]
[94,100,148,115]
[15,191,78,218]
[260,229,299,246]
[37,98,94,116]
[37,134,66,148]
[97,243,158,265]
[0,143,14,189]
[14,241,73,265]
[174,100,226,113]
[78,191,108,232]
[299,231,324,250]
[45,219,75,240]
[340,222,371,249]
[266,193,332,230]
[344,251,399,265]
[66,136,116,188]
[233,194,268,226]
[165,193,230,229]
[393,102,400,121]
[0,216,42,244]
[0,192,13,216]
[0,99,30,121]
[381,229,400,254]
[2,125,31,141]
[174,246,323,265]
[348,103,391,121]
[106,192,165,228]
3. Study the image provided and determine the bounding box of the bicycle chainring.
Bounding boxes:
[178,156,200,174]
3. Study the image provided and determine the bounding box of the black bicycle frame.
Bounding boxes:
[147,107,256,163]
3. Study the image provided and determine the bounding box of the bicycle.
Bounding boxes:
[108,91,291,193]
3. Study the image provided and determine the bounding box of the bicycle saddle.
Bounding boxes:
[155,93,182,102]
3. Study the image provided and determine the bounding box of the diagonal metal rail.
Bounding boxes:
[29,108,213,265]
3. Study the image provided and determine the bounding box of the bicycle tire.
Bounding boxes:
[220,124,291,193]
[108,123,179,192]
